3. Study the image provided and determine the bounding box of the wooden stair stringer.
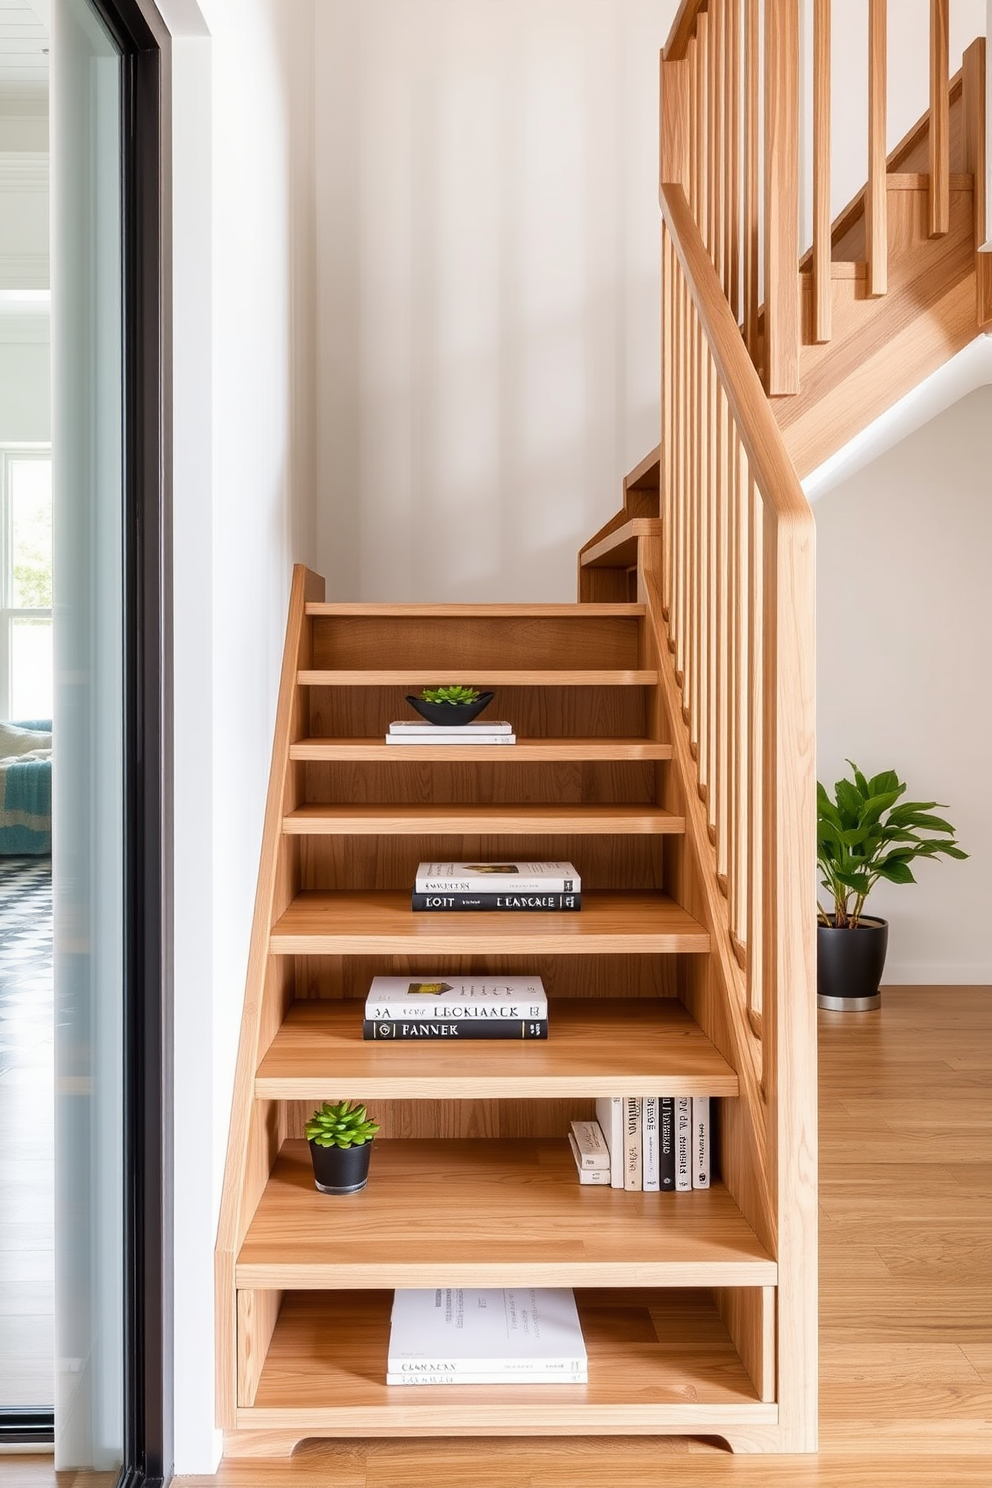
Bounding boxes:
[637,540,776,1263]
[214,563,325,1429]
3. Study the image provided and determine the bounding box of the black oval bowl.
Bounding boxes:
[405,691,495,726]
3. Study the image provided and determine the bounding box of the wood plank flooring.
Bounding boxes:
[6,986,990,1486]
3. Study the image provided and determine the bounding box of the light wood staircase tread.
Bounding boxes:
[269,891,710,954]
[579,518,663,569]
[305,602,646,617]
[237,1140,774,1288]
[256,997,738,1099]
[289,737,675,761]
[283,804,686,835]
[298,668,658,687]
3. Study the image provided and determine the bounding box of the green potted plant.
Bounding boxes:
[406,684,495,726]
[817,763,967,1011]
[305,1100,380,1194]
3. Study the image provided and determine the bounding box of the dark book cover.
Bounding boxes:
[411,892,581,912]
[659,1096,676,1191]
[363,1018,548,1041]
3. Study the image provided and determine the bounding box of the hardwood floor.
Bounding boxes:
[4,986,989,1487]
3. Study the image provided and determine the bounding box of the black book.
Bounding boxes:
[659,1096,676,1191]
[411,892,581,912]
[363,1018,548,1041]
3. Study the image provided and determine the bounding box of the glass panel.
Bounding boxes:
[11,616,54,719]
[10,458,53,609]
[52,0,124,1471]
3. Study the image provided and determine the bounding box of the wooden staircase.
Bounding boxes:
[215,569,809,1456]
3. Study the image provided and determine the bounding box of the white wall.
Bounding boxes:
[816,387,992,985]
[164,0,317,1471]
[314,0,676,602]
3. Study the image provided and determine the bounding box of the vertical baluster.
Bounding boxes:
[929,0,950,237]
[698,13,710,257]
[691,302,702,748]
[746,471,763,1024]
[867,0,888,295]
[662,226,674,621]
[711,0,725,278]
[812,0,832,337]
[744,0,760,360]
[728,0,741,317]
[715,383,730,879]
[673,259,684,673]
[763,0,801,394]
[732,431,748,953]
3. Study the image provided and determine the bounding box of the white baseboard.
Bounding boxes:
[881,964,992,986]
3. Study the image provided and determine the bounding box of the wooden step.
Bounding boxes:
[256,998,737,1100]
[579,518,663,570]
[268,892,709,956]
[237,1141,774,1288]
[289,738,674,762]
[298,669,657,687]
[306,603,645,617]
[283,805,684,836]
[240,1288,775,1433]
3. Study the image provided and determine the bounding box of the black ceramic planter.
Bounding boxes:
[308,1139,373,1194]
[405,691,495,726]
[817,916,888,1011]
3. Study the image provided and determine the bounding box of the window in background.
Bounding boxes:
[0,448,53,722]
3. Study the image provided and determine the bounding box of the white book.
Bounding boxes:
[568,1133,612,1184]
[568,1120,610,1170]
[641,1097,660,1191]
[387,1369,587,1385]
[415,860,581,894]
[675,1096,692,1191]
[594,1096,624,1189]
[692,1095,711,1189]
[387,733,516,745]
[388,1288,587,1377]
[389,719,514,734]
[624,1096,642,1191]
[365,976,547,1022]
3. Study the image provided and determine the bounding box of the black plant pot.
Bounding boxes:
[817,916,888,1011]
[406,691,495,726]
[308,1139,373,1194]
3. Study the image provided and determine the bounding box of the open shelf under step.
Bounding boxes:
[283,805,685,835]
[239,1288,777,1433]
[238,1141,775,1288]
[289,737,675,761]
[269,892,710,955]
[256,998,738,1099]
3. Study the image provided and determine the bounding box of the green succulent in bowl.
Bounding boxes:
[420,685,481,705]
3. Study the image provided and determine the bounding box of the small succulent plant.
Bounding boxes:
[421,685,481,705]
[305,1100,380,1149]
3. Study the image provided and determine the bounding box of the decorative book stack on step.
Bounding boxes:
[386,720,516,745]
[363,976,549,1041]
[593,1097,709,1191]
[412,860,581,912]
[387,1288,588,1386]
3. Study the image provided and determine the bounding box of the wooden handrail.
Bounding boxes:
[661,184,811,531]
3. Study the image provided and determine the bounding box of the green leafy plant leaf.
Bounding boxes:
[421,685,481,705]
[305,1099,380,1150]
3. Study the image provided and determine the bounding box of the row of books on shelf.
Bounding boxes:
[412,860,581,912]
[571,1098,711,1191]
[388,1287,587,1386]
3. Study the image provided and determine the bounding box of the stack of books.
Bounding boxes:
[363,975,548,1040]
[412,860,581,912]
[582,1097,711,1191]
[386,719,516,745]
[387,1287,588,1385]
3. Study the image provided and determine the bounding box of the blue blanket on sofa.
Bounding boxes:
[0,720,52,855]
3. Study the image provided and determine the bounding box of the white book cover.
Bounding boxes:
[594,1096,624,1189]
[387,1369,587,1385]
[692,1095,711,1189]
[387,733,516,745]
[388,1288,587,1377]
[365,976,547,1021]
[415,861,581,894]
[569,1120,610,1170]
[675,1096,692,1191]
[641,1097,660,1191]
[568,1133,611,1184]
[624,1096,642,1191]
[389,719,514,734]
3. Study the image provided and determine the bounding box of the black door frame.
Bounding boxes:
[91,2,173,1484]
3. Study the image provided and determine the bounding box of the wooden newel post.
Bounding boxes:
[763,0,801,395]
